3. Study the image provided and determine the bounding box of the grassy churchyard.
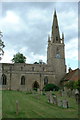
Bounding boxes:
[2,90,78,118]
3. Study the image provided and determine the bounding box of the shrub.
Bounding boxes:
[65,80,80,91]
[43,83,59,91]
[74,80,80,91]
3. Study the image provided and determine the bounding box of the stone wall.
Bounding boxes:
[1,63,56,91]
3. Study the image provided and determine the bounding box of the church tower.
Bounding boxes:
[47,10,66,84]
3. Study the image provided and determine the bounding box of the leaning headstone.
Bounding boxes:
[67,89,72,97]
[16,100,19,115]
[46,91,53,103]
[49,93,53,104]
[57,99,63,107]
[63,99,69,108]
[53,95,57,105]
[75,89,79,102]
[72,89,75,97]
[46,92,50,103]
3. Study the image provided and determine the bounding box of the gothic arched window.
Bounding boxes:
[44,76,48,85]
[21,76,25,85]
[2,74,7,85]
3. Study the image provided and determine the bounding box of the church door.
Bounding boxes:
[32,81,39,91]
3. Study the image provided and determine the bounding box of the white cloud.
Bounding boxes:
[0,10,29,33]
[0,49,16,63]
[26,52,47,63]
[4,11,20,24]
[65,38,78,60]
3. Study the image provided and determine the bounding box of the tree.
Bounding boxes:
[65,81,75,90]
[12,52,26,63]
[34,60,45,64]
[34,62,39,64]
[74,80,80,91]
[0,31,5,60]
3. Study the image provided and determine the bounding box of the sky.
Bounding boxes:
[0,2,79,71]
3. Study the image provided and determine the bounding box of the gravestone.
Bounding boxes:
[49,94,53,104]
[68,89,72,97]
[63,99,69,108]
[72,89,75,97]
[75,89,79,102]
[46,91,53,103]
[16,100,19,115]
[62,90,64,97]
[37,88,40,95]
[46,92,50,103]
[57,99,63,107]
[53,95,57,105]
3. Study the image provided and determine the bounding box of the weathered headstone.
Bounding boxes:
[57,99,63,107]
[46,91,53,103]
[67,89,72,97]
[53,95,57,105]
[16,100,19,115]
[75,89,79,102]
[46,92,50,103]
[49,94,53,104]
[62,90,64,97]
[72,89,75,97]
[63,99,69,108]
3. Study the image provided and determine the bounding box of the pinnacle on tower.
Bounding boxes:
[48,35,50,42]
[51,10,60,43]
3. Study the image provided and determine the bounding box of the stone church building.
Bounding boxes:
[0,11,66,91]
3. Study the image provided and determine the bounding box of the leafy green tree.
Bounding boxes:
[0,31,5,60]
[74,80,80,91]
[12,52,26,63]
[34,62,39,64]
[34,60,45,64]
[65,81,75,90]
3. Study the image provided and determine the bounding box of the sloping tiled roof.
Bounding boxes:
[62,68,80,82]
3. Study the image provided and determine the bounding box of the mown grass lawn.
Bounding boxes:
[2,90,78,118]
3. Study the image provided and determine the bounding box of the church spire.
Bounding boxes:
[51,10,60,43]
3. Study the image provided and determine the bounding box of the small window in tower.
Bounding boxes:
[56,54,60,58]
[56,37,58,41]
[56,26,58,28]
[54,14,56,17]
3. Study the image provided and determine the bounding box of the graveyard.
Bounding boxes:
[2,90,78,118]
